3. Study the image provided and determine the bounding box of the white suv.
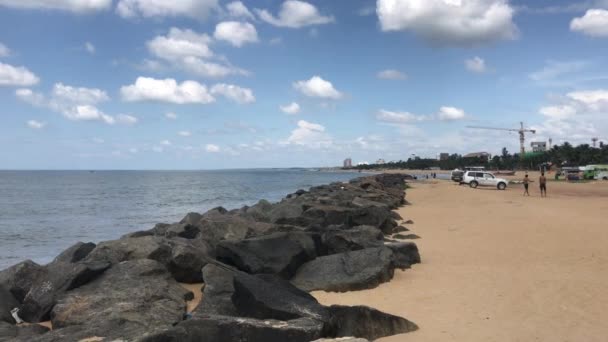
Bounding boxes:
[462,171,509,190]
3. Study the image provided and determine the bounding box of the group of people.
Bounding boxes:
[523,172,547,197]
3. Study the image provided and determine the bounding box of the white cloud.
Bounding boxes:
[376,109,424,123]
[226,1,254,20]
[63,105,115,124]
[148,28,213,60]
[377,69,407,80]
[567,89,608,111]
[210,83,255,103]
[15,88,45,106]
[52,83,109,104]
[178,130,192,137]
[285,120,333,148]
[147,27,247,78]
[0,42,10,57]
[438,106,466,120]
[377,0,517,46]
[27,120,45,129]
[280,102,301,114]
[293,76,342,99]
[214,21,259,47]
[205,144,220,152]
[255,0,334,28]
[0,62,39,86]
[161,139,171,146]
[529,60,588,83]
[465,56,487,73]
[570,9,608,37]
[165,112,178,120]
[539,105,578,120]
[85,42,95,54]
[0,0,111,13]
[116,0,218,19]
[116,114,138,125]
[121,77,215,104]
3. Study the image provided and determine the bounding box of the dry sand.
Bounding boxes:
[180,283,204,313]
[314,178,608,341]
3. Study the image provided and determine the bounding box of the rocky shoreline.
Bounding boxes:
[0,173,420,341]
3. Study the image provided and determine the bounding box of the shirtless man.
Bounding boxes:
[539,172,547,197]
[523,174,530,196]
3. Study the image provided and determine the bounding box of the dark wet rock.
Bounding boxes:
[322,226,384,254]
[53,242,96,264]
[194,263,239,316]
[390,211,403,221]
[216,232,317,278]
[0,321,50,340]
[1,285,19,323]
[393,234,421,240]
[291,247,395,292]
[50,259,190,339]
[140,315,324,342]
[19,260,111,322]
[392,226,409,233]
[301,205,393,230]
[385,242,421,269]
[0,260,46,302]
[325,305,418,340]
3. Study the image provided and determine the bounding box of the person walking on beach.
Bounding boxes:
[539,172,547,197]
[523,174,530,196]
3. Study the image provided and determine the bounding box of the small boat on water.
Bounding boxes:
[494,170,516,176]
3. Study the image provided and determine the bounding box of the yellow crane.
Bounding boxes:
[466,122,536,155]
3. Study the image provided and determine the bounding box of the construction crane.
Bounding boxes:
[466,122,536,155]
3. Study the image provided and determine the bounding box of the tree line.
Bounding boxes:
[353,142,608,171]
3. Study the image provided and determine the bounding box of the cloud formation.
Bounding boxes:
[27,119,45,129]
[214,21,259,47]
[210,83,255,103]
[256,0,334,28]
[116,0,218,19]
[121,77,215,104]
[377,69,407,80]
[280,102,301,114]
[226,1,254,20]
[0,0,111,13]
[465,56,487,73]
[570,9,608,37]
[0,62,39,87]
[377,0,517,46]
[285,120,333,148]
[293,76,342,99]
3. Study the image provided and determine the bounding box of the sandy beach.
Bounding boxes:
[314,177,608,341]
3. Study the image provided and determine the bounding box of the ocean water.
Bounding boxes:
[0,169,361,270]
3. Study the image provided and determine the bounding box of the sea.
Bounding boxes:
[0,169,362,270]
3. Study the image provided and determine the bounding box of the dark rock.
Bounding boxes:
[180,212,203,225]
[53,242,96,263]
[385,242,421,269]
[216,232,317,278]
[19,260,111,322]
[322,226,383,254]
[1,285,19,323]
[140,315,324,342]
[0,321,50,340]
[393,234,420,240]
[0,260,46,302]
[50,259,190,339]
[351,197,388,208]
[197,215,275,247]
[390,211,403,221]
[301,205,394,230]
[194,263,239,316]
[291,247,395,292]
[232,272,329,322]
[326,305,418,340]
[313,338,369,342]
[245,199,274,222]
[403,220,414,224]
[392,226,409,233]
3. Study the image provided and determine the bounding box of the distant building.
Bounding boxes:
[357,161,369,166]
[463,152,491,161]
[439,153,449,161]
[376,158,386,165]
[343,158,352,168]
[531,141,547,152]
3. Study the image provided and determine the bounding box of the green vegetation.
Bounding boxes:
[353,142,608,171]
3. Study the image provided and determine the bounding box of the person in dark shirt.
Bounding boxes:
[523,174,530,196]
[539,172,547,197]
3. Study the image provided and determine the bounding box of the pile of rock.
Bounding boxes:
[0,173,421,341]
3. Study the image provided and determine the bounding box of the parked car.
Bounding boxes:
[462,171,509,190]
[451,169,465,183]
[595,171,608,181]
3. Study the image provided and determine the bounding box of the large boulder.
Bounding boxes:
[194,263,239,316]
[216,232,318,278]
[0,260,46,303]
[321,226,384,254]
[52,242,96,264]
[1,285,19,323]
[18,260,111,322]
[385,242,421,269]
[291,247,395,292]
[325,305,418,340]
[302,205,394,231]
[140,315,324,342]
[50,259,191,340]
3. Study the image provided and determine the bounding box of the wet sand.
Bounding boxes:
[314,178,608,341]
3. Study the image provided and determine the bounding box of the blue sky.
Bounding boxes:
[1,0,608,169]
